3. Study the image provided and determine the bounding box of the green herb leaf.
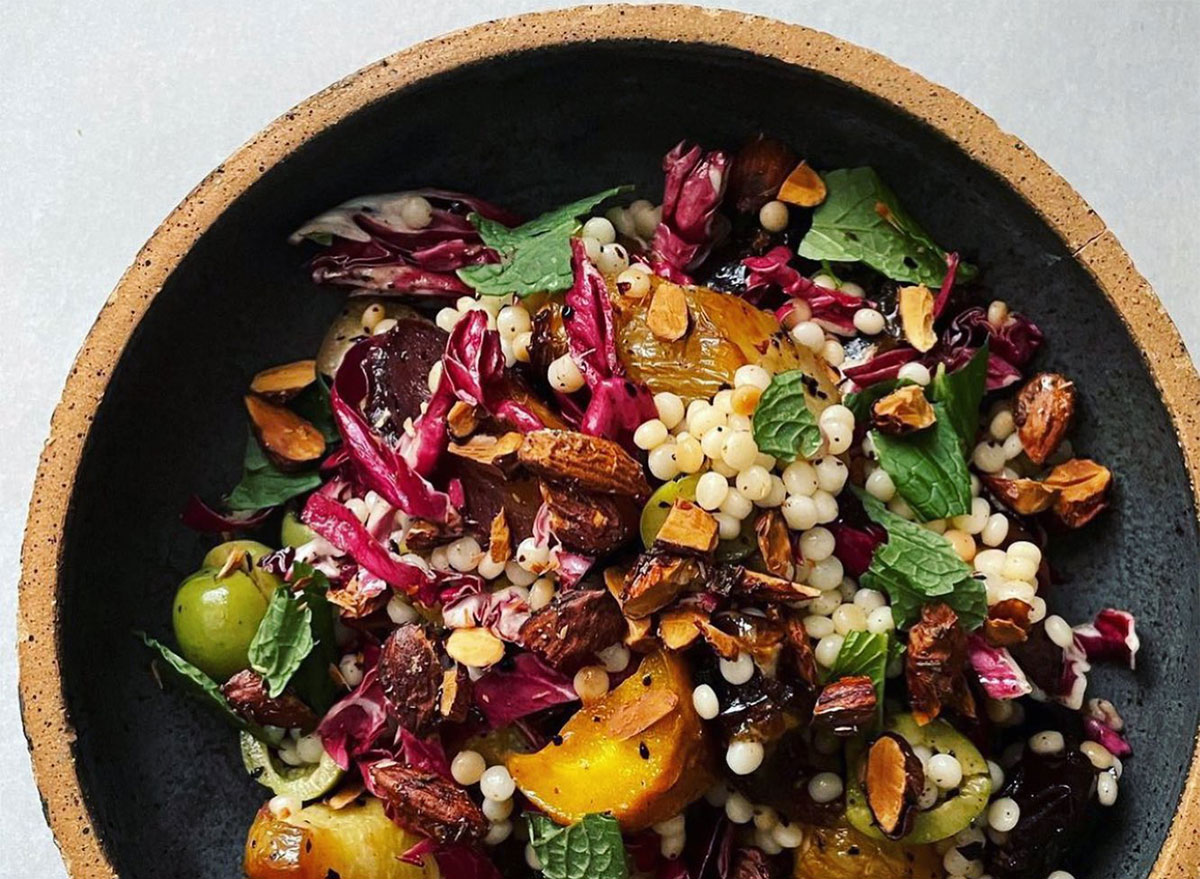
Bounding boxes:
[136,632,268,740]
[830,630,891,722]
[798,168,976,287]
[288,563,339,713]
[843,378,915,426]
[458,187,632,298]
[929,343,989,453]
[290,376,338,444]
[871,402,971,520]
[752,370,823,461]
[248,588,315,698]
[527,813,629,879]
[856,492,986,630]
[227,434,322,512]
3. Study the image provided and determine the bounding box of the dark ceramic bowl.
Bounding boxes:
[18,6,1200,878]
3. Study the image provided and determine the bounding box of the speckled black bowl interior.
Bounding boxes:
[58,41,1198,878]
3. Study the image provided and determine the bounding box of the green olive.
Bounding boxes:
[172,568,269,682]
[203,540,281,600]
[240,732,344,802]
[280,509,317,550]
[640,474,755,562]
[845,712,992,844]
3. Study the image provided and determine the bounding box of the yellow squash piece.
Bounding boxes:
[507,650,713,831]
[793,821,943,879]
[243,798,435,879]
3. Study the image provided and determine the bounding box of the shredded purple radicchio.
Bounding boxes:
[441,583,531,643]
[651,141,730,283]
[967,634,1033,700]
[1072,608,1139,670]
[180,495,274,531]
[742,246,869,335]
[471,652,578,728]
[825,522,886,578]
[317,663,390,770]
[532,502,594,586]
[443,309,544,433]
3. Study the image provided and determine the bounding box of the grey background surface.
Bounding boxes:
[1,1,1196,875]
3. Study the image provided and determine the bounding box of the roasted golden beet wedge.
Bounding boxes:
[507,650,713,831]
[243,797,435,879]
[792,821,942,879]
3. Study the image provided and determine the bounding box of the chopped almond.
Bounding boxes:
[777,160,828,207]
[654,500,719,557]
[625,616,656,653]
[519,429,651,498]
[897,285,937,352]
[326,779,365,810]
[696,618,742,660]
[984,598,1033,647]
[712,565,821,602]
[541,482,636,555]
[1043,458,1111,527]
[646,281,690,342]
[982,474,1059,516]
[1014,373,1076,464]
[812,675,877,736]
[872,384,936,436]
[488,510,511,563]
[619,553,705,618]
[606,689,679,740]
[243,395,325,471]
[438,665,472,723]
[755,510,794,579]
[447,401,480,439]
[447,432,524,473]
[249,359,317,403]
[658,605,708,650]
[445,628,505,668]
[865,732,925,839]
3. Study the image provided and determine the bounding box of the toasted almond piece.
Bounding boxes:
[448,432,524,472]
[519,429,651,497]
[606,689,680,740]
[872,384,936,436]
[984,598,1033,647]
[1014,373,1076,464]
[625,616,656,653]
[326,779,366,810]
[620,553,704,619]
[812,674,877,736]
[604,565,629,600]
[982,474,1059,515]
[439,665,472,723]
[244,394,326,470]
[658,605,707,650]
[447,401,480,439]
[777,160,827,207]
[326,576,389,619]
[754,510,794,579]
[713,565,821,602]
[728,134,798,213]
[445,628,505,668]
[519,588,628,674]
[404,518,462,551]
[696,619,742,660]
[866,731,925,839]
[897,285,937,352]
[488,510,511,564]
[1043,458,1112,528]
[654,500,719,556]
[540,482,636,555]
[370,761,489,845]
[377,625,442,735]
[646,281,690,342]
[249,359,318,403]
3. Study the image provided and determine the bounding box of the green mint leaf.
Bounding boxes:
[290,375,339,444]
[752,370,824,461]
[458,186,632,298]
[227,433,322,512]
[871,402,971,520]
[528,813,629,879]
[830,630,891,722]
[930,343,989,453]
[856,492,986,630]
[798,168,976,287]
[248,588,315,698]
[136,632,268,741]
[288,563,339,713]
[843,378,915,426]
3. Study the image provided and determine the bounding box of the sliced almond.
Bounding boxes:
[488,510,511,564]
[984,598,1033,647]
[812,674,877,736]
[326,779,366,810]
[447,401,480,439]
[447,432,524,473]
[777,160,827,207]
[625,616,656,653]
[519,429,651,498]
[250,359,317,402]
[619,553,704,619]
[658,605,707,650]
[1014,373,1076,464]
[244,395,326,471]
[714,565,821,602]
[865,731,925,839]
[606,689,680,740]
[646,281,690,342]
[696,619,742,661]
[445,628,505,668]
[897,285,937,353]
[654,500,719,557]
[872,384,936,436]
[1043,458,1111,528]
[981,474,1059,516]
[438,665,472,722]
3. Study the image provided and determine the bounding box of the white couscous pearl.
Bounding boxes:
[296,734,326,764]
[760,475,787,508]
[726,740,765,775]
[821,339,846,367]
[799,527,836,562]
[987,759,1005,791]
[675,436,704,474]
[688,402,724,436]
[1001,552,1039,583]
[928,754,964,789]
[773,821,805,849]
[989,409,1015,440]
[1044,615,1075,649]
[865,468,896,502]
[1008,540,1043,563]
[758,200,790,232]
[897,362,932,386]
[815,457,849,494]
[974,548,1007,578]
[477,555,505,580]
[1080,741,1115,770]
[696,472,731,511]
[630,200,661,238]
[596,243,629,274]
[782,495,819,531]
[723,431,760,471]
[547,354,585,393]
[1047,872,1075,879]
[814,634,845,668]
[736,465,772,502]
[807,590,842,616]
[980,513,1010,547]
[528,577,555,610]
[447,536,483,572]
[634,419,669,450]
[955,497,992,535]
[832,603,868,635]
[725,792,754,824]
[782,461,819,496]
[853,588,887,612]
[973,441,1007,473]
[791,321,826,351]
[597,643,631,673]
[1029,730,1065,756]
[338,654,364,688]
[811,274,837,290]
[720,652,755,685]
[617,267,652,298]
[807,772,844,803]
[804,615,836,639]
[987,797,1021,832]
[483,796,514,822]
[701,425,729,460]
[813,490,840,523]
[1097,771,1119,806]
[734,364,773,390]
[386,595,419,626]
[648,444,680,481]
[480,765,515,802]
[840,282,865,299]
[505,561,537,587]
[714,512,742,540]
[581,216,617,244]
[654,392,685,429]
[808,556,844,592]
[525,844,542,870]
[853,308,886,335]
[867,606,895,633]
[484,820,512,845]
[917,779,939,810]
[400,196,434,229]
[943,848,972,877]
[692,684,720,719]
[721,489,754,520]
[653,814,687,837]
[496,305,532,340]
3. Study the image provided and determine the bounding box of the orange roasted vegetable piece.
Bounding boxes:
[507,650,713,831]
[792,820,942,879]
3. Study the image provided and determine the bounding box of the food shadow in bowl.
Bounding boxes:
[43,34,1197,879]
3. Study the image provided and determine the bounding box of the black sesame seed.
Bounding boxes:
[642,674,653,686]
[639,742,651,759]
[552,734,564,746]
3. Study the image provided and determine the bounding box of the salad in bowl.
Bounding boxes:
[142,135,1138,879]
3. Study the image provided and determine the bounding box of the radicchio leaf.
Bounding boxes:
[579,376,660,451]
[967,634,1033,700]
[1082,713,1132,757]
[826,522,886,578]
[397,726,453,779]
[1072,608,1139,670]
[652,141,730,282]
[532,502,595,586]
[317,666,390,770]
[180,495,273,532]
[565,238,622,385]
[472,652,578,728]
[443,310,544,432]
[745,246,867,334]
[441,584,532,643]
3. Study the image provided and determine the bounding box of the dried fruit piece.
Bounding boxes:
[906,603,976,725]
[865,731,925,839]
[447,432,524,473]
[1043,458,1112,528]
[249,359,317,402]
[897,285,937,353]
[626,616,656,652]
[519,587,628,673]
[812,675,877,736]
[754,510,794,578]
[872,384,936,436]
[646,281,690,342]
[444,627,506,669]
[488,510,511,563]
[243,394,325,470]
[711,564,821,602]
[653,500,719,557]
[221,669,318,732]
[1014,372,1076,464]
[369,761,488,845]
[377,625,442,734]
[982,474,1059,515]
[606,689,680,740]
[984,598,1034,648]
[439,665,473,723]
[658,604,708,650]
[446,401,479,439]
[729,134,798,213]
[619,553,705,618]
[540,482,636,555]
[519,429,651,498]
[777,159,828,208]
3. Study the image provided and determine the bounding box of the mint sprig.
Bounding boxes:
[752,370,823,461]
[527,813,629,879]
[248,586,315,698]
[872,402,972,521]
[930,343,989,452]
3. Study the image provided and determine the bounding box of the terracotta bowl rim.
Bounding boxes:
[17,5,1200,877]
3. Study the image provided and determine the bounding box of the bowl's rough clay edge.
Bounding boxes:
[17,5,1200,877]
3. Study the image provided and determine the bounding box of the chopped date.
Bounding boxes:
[540,482,636,555]
[221,669,318,732]
[984,598,1033,647]
[811,675,877,736]
[369,761,489,845]
[518,587,628,673]
[1014,372,1075,465]
[377,625,443,735]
